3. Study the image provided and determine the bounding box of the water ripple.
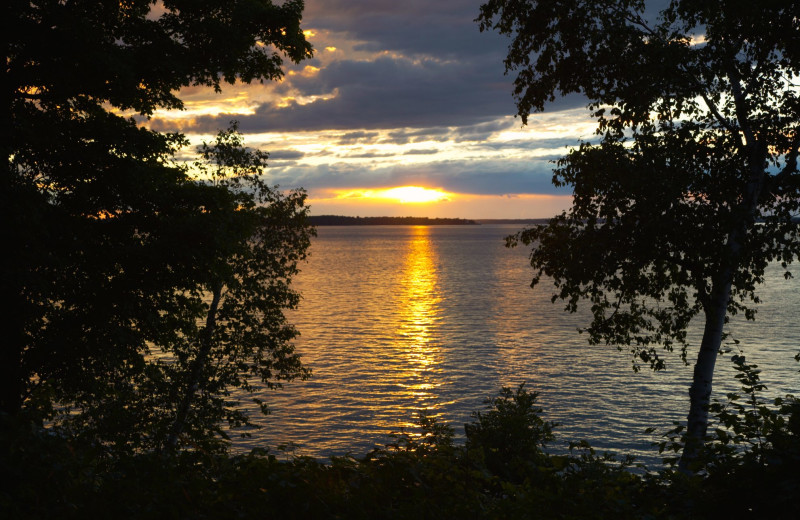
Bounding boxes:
[233,225,799,467]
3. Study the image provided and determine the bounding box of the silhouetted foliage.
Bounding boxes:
[4,1,313,449]
[656,353,800,517]
[465,384,555,483]
[4,383,797,518]
[478,0,800,469]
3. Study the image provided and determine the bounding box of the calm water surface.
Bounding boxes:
[237,225,799,465]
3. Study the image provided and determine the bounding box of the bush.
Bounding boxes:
[4,379,798,519]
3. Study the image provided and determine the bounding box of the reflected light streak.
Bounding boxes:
[394,226,443,425]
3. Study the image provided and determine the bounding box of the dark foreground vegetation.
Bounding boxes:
[4,358,798,520]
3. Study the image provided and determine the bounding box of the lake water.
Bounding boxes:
[236,225,799,465]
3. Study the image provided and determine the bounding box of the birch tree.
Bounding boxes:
[163,124,313,452]
[477,0,800,471]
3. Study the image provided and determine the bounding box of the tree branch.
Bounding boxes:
[726,59,757,148]
[696,85,741,138]
[165,282,223,452]
[616,6,742,143]
[767,130,800,192]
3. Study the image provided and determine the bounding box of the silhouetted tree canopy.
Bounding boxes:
[478,0,800,470]
[4,0,313,451]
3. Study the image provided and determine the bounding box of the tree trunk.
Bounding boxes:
[0,292,24,416]
[165,282,222,452]
[678,271,732,472]
[1,168,34,418]
[1,72,24,417]
[677,67,769,470]
[0,179,23,416]
[678,144,765,471]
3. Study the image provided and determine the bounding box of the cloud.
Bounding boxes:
[385,127,453,145]
[340,151,395,159]
[267,149,305,160]
[303,0,510,60]
[147,1,599,217]
[162,53,522,133]
[149,1,588,135]
[336,131,381,145]
[403,148,439,156]
[261,154,566,197]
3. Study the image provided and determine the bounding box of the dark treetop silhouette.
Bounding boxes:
[4,0,313,452]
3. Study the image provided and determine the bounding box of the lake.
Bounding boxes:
[235,224,799,465]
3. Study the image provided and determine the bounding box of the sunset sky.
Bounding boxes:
[148,0,601,219]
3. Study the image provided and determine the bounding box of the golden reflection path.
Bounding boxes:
[394,226,443,426]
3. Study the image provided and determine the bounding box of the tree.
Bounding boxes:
[4,0,313,450]
[163,124,314,452]
[477,0,800,471]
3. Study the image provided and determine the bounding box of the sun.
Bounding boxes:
[335,186,452,204]
[381,186,450,203]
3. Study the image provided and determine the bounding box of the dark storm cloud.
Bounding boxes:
[384,127,453,145]
[161,0,588,135]
[403,148,439,156]
[304,0,671,60]
[267,149,305,160]
[452,119,520,142]
[304,0,507,59]
[183,53,528,133]
[345,151,396,158]
[336,131,380,145]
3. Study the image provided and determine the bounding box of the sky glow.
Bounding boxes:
[146,0,600,219]
[335,186,453,204]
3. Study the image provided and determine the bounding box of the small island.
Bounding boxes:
[309,215,479,226]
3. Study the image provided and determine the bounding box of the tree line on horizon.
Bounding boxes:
[308,215,479,225]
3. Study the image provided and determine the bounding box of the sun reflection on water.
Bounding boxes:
[394,226,443,425]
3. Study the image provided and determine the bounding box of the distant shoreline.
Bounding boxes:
[308,215,551,226]
[474,218,551,225]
